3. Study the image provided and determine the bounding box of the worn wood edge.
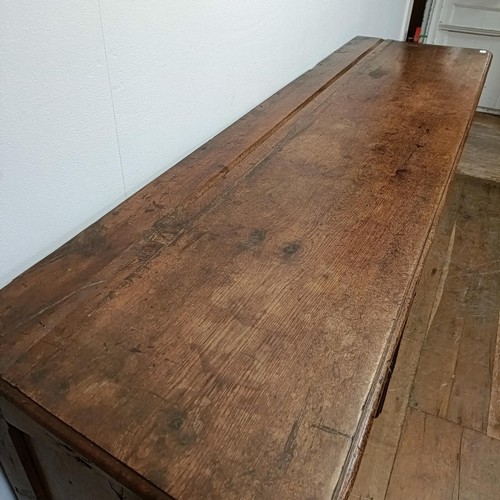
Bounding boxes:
[332,50,493,500]
[0,381,172,500]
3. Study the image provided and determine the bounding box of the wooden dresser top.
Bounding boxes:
[0,37,491,499]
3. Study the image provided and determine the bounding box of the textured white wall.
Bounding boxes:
[0,0,411,290]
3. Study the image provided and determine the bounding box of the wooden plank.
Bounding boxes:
[460,428,500,499]
[350,176,463,500]
[385,408,462,500]
[489,314,500,439]
[387,410,500,499]
[0,42,491,499]
[410,176,500,434]
[458,112,500,184]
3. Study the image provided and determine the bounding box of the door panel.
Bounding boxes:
[432,1,500,110]
[443,1,500,31]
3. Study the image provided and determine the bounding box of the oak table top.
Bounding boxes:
[0,37,491,499]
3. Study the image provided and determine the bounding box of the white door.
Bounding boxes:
[425,0,500,112]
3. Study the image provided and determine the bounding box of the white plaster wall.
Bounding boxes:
[0,0,412,290]
[0,1,126,289]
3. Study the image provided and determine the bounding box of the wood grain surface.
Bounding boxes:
[458,112,500,183]
[0,39,491,499]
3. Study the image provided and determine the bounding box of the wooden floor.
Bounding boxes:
[350,112,500,500]
[459,112,500,184]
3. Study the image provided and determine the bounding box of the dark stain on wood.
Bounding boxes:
[282,241,301,258]
[368,67,388,79]
[281,417,303,468]
[311,423,351,440]
[166,409,186,432]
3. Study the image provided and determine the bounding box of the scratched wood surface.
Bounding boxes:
[0,39,491,499]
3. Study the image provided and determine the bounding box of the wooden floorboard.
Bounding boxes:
[488,315,500,440]
[458,112,500,183]
[386,408,500,500]
[411,175,500,433]
[351,112,500,499]
[460,427,500,499]
[385,408,462,500]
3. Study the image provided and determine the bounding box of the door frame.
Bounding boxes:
[422,0,447,43]
[401,1,417,41]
